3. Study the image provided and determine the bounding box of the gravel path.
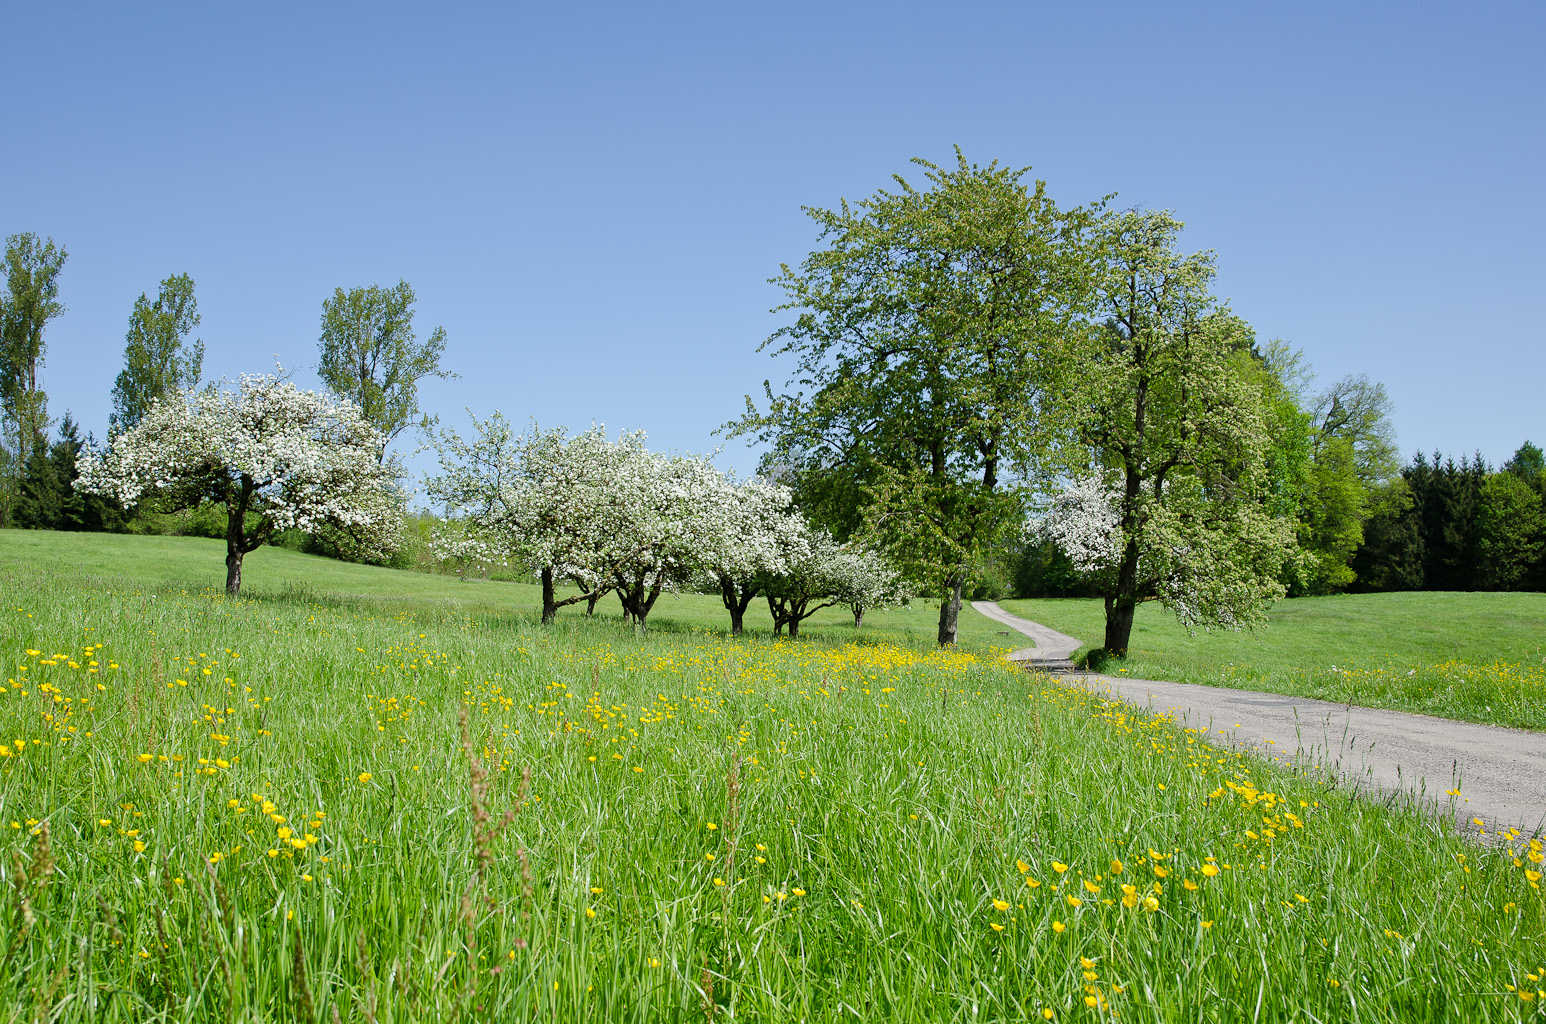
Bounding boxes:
[973,601,1546,837]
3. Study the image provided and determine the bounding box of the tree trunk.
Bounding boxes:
[852,605,865,628]
[224,550,243,595]
[720,577,756,636]
[1103,598,1136,655]
[1102,537,1142,654]
[936,573,963,646]
[585,590,600,617]
[540,567,557,625]
[788,617,800,638]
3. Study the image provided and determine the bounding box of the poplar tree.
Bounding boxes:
[1,234,67,465]
[317,280,454,458]
[110,273,203,433]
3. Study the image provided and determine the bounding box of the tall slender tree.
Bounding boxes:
[110,273,203,433]
[1,233,67,477]
[317,280,454,458]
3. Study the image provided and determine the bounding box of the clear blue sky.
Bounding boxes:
[5,1,1542,480]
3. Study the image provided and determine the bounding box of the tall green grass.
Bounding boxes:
[1002,593,1546,730]
[0,535,1543,1020]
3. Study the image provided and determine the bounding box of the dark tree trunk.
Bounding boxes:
[788,617,800,638]
[720,576,756,636]
[540,567,558,625]
[224,480,256,596]
[852,604,865,628]
[1102,536,1142,654]
[586,590,601,617]
[766,595,787,636]
[936,573,963,646]
[225,550,243,595]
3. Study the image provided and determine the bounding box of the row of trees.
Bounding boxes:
[11,150,1536,651]
[1353,445,1546,593]
[427,417,901,634]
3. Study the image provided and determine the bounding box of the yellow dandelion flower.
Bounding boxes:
[1052,920,1065,934]
[1052,861,1069,874]
[989,922,1005,932]
[992,899,1010,912]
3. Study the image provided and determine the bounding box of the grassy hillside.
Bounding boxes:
[0,531,1542,1020]
[0,529,1004,650]
[1001,593,1546,730]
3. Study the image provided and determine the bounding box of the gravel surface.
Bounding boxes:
[974,601,1546,836]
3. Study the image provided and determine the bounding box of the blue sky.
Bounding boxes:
[5,1,1542,480]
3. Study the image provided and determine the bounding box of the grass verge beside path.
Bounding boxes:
[999,593,1546,731]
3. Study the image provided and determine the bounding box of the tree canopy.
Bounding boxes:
[110,273,203,434]
[731,151,1099,645]
[318,281,454,456]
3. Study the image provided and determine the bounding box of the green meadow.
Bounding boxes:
[1000,594,1546,730]
[0,531,1543,1022]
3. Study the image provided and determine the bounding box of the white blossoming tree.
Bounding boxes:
[599,450,725,631]
[76,373,401,595]
[761,527,897,636]
[427,417,648,624]
[696,475,804,635]
[827,544,906,627]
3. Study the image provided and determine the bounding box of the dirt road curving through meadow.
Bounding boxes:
[972,600,1546,837]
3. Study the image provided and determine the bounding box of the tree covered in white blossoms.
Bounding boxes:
[696,475,805,635]
[761,528,901,636]
[427,416,647,624]
[828,544,905,627]
[430,418,733,633]
[75,372,401,595]
[431,415,904,635]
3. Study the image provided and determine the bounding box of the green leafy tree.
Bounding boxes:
[1473,472,1546,591]
[1,233,67,521]
[1504,441,1545,486]
[15,415,123,532]
[1069,210,1294,654]
[317,280,455,458]
[1349,477,1423,592]
[730,151,1100,645]
[109,273,203,433]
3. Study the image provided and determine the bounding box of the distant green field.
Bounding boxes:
[0,529,1003,651]
[0,529,1543,1020]
[1000,593,1546,730]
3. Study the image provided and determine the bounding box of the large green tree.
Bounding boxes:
[1473,471,1545,591]
[110,273,203,433]
[1068,210,1294,654]
[317,280,454,458]
[1,233,67,475]
[731,152,1100,645]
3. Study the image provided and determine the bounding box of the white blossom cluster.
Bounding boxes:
[1039,476,1121,572]
[428,415,903,632]
[1040,474,1291,634]
[75,373,402,591]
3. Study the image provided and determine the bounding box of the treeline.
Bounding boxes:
[1010,442,1546,599]
[1352,445,1546,593]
